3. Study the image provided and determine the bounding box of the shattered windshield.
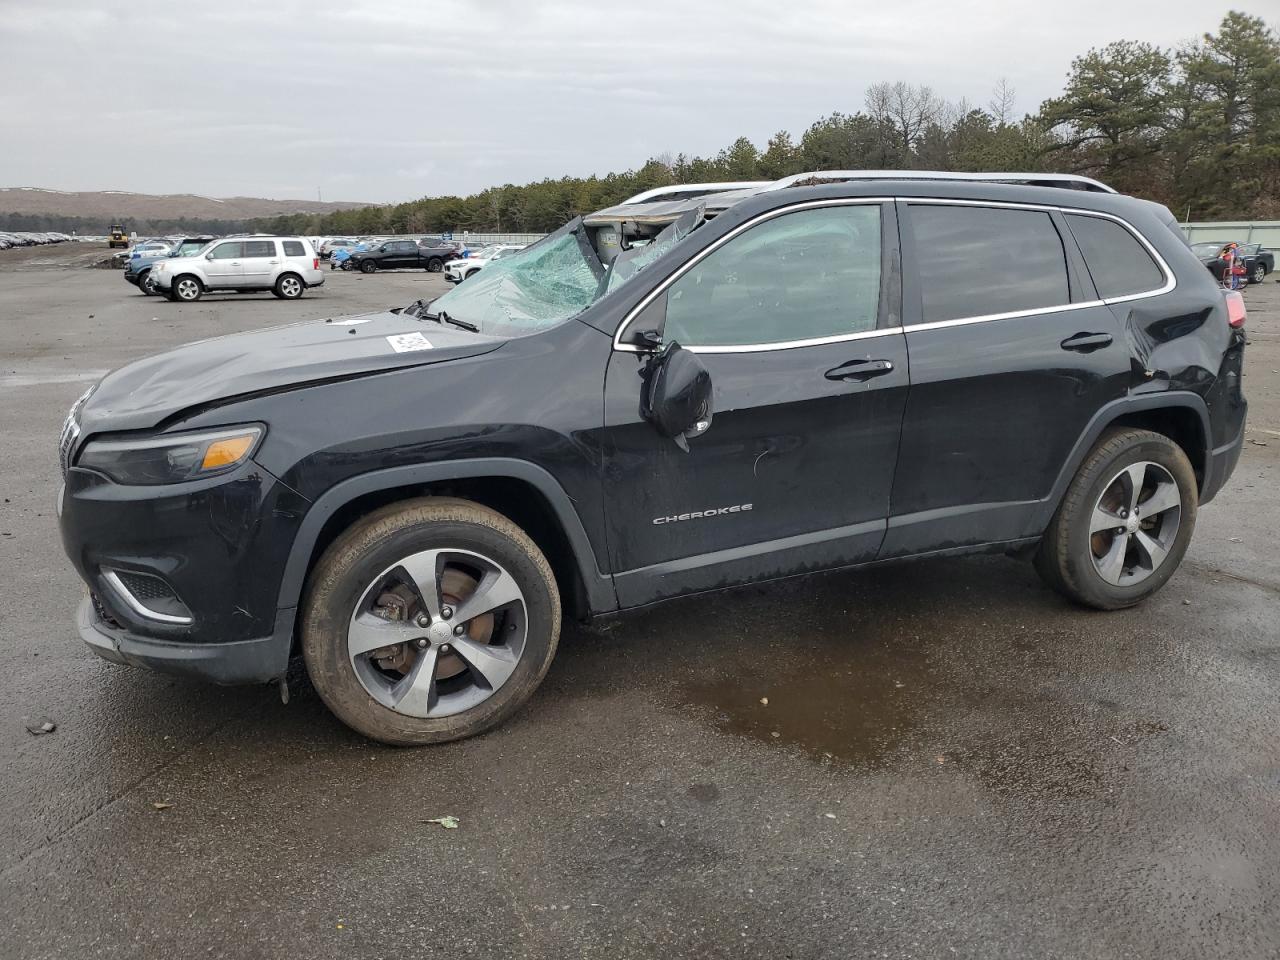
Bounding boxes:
[427,220,604,335]
[425,210,703,337]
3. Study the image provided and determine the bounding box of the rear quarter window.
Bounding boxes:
[282,240,306,257]
[910,205,1070,322]
[1065,214,1166,299]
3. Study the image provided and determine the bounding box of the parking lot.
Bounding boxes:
[2,248,1278,958]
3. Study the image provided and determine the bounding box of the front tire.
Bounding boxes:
[1035,428,1197,610]
[172,275,202,302]
[1250,263,1266,284]
[425,257,443,273]
[301,497,561,745]
[360,260,377,274]
[138,271,155,295]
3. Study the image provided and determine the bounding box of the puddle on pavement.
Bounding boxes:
[681,638,933,768]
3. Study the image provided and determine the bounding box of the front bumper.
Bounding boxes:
[77,595,292,684]
[60,459,311,680]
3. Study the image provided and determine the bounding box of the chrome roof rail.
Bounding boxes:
[765,170,1118,194]
[621,182,770,205]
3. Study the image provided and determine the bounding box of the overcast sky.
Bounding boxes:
[0,0,1244,204]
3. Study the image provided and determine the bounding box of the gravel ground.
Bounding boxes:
[1,248,1278,959]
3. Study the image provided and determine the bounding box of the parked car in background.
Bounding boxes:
[443,244,524,282]
[149,236,323,301]
[129,239,173,261]
[320,238,358,260]
[125,236,217,295]
[348,239,450,273]
[1192,241,1274,285]
[416,237,462,273]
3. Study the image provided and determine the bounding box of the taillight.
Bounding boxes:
[1224,290,1246,328]
[313,258,319,270]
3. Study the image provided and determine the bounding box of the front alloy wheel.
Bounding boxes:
[173,276,201,302]
[302,498,560,744]
[1251,263,1266,284]
[347,550,528,718]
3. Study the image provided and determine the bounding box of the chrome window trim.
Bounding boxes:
[613,197,890,354]
[1058,207,1177,304]
[612,197,1174,355]
[102,569,194,626]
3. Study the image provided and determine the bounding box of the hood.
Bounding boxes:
[79,310,505,434]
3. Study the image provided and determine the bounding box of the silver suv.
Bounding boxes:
[150,237,325,302]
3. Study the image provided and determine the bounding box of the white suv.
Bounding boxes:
[151,237,325,302]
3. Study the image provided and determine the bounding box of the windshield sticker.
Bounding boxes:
[387,332,434,353]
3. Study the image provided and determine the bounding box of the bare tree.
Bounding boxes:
[866,81,946,162]
[990,77,1017,127]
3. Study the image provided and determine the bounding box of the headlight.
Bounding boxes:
[76,425,264,485]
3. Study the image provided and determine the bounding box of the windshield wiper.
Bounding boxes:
[401,297,478,331]
[430,308,478,332]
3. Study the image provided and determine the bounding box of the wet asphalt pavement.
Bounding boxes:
[1,251,1278,959]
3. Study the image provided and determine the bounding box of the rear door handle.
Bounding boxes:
[1060,332,1113,352]
[824,358,895,381]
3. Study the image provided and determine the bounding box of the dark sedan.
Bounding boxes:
[1192,241,1274,285]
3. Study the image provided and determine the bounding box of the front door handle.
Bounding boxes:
[1060,332,1113,352]
[824,358,895,381]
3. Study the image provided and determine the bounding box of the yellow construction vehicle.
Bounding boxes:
[108,224,127,248]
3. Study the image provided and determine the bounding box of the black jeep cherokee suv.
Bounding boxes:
[58,174,1248,745]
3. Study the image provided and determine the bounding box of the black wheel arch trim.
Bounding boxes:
[274,457,617,625]
[1039,391,1214,526]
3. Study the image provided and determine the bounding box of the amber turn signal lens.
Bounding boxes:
[200,434,256,470]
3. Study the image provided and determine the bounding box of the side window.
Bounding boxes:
[282,240,306,257]
[910,205,1070,322]
[244,240,276,258]
[208,242,243,260]
[663,205,882,348]
[1066,214,1166,299]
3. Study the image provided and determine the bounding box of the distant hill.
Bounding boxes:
[0,187,373,220]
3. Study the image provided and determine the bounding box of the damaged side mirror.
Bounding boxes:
[640,342,713,451]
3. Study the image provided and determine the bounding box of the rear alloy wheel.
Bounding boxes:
[1250,263,1266,284]
[302,497,560,745]
[1035,428,1196,609]
[360,260,377,274]
[426,258,443,273]
[172,275,202,302]
[274,273,304,299]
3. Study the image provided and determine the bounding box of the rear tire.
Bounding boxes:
[426,257,443,273]
[1035,428,1197,610]
[274,272,304,299]
[301,497,561,745]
